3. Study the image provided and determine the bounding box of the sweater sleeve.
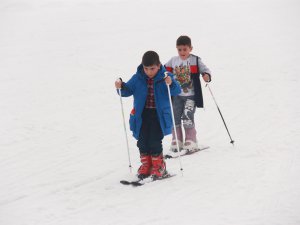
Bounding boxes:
[198,57,211,75]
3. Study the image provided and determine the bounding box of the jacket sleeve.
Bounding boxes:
[169,73,181,96]
[116,75,136,97]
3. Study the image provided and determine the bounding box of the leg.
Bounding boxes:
[146,109,164,156]
[170,125,183,151]
[170,96,184,151]
[182,98,196,130]
[145,109,167,178]
[137,109,151,155]
[182,98,198,150]
[172,96,185,128]
[136,110,152,178]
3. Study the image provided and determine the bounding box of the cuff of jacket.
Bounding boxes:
[118,78,126,89]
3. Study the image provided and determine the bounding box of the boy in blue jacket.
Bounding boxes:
[115,51,181,179]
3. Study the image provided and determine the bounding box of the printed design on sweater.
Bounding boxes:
[173,65,192,93]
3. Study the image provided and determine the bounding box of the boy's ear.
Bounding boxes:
[190,46,193,51]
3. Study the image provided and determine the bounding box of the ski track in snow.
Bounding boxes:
[1,0,300,225]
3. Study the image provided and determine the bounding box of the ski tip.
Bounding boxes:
[120,180,131,185]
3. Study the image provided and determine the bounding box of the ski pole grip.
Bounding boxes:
[164,72,168,79]
[164,72,172,86]
[116,77,122,83]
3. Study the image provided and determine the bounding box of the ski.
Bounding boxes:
[120,179,142,186]
[120,173,176,187]
[120,174,148,186]
[164,146,210,159]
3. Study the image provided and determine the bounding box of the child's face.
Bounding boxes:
[177,45,193,60]
[143,64,161,78]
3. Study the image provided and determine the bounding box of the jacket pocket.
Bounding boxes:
[129,108,136,132]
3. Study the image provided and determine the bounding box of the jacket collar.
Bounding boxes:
[136,64,166,82]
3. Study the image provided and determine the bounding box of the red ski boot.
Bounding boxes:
[137,154,152,179]
[151,154,167,179]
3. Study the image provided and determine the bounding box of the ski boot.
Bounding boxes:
[168,126,183,157]
[137,154,152,179]
[183,127,198,152]
[151,154,167,179]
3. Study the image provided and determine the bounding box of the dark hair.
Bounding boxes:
[176,35,192,47]
[142,51,161,66]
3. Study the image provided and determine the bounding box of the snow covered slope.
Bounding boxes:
[0,0,299,224]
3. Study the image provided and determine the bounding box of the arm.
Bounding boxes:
[198,57,212,82]
[165,73,181,96]
[115,75,136,97]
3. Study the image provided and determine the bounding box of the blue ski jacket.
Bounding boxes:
[118,64,181,140]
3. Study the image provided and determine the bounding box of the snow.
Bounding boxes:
[1,0,300,224]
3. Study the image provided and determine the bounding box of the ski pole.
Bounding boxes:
[117,86,132,172]
[164,72,184,175]
[206,83,235,145]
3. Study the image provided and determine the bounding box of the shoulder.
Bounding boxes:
[168,56,180,62]
[166,56,181,66]
[171,56,180,62]
[129,73,139,80]
[127,73,142,85]
[190,54,200,60]
[171,56,179,60]
[189,54,202,65]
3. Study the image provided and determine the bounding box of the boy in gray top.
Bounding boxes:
[165,35,211,155]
